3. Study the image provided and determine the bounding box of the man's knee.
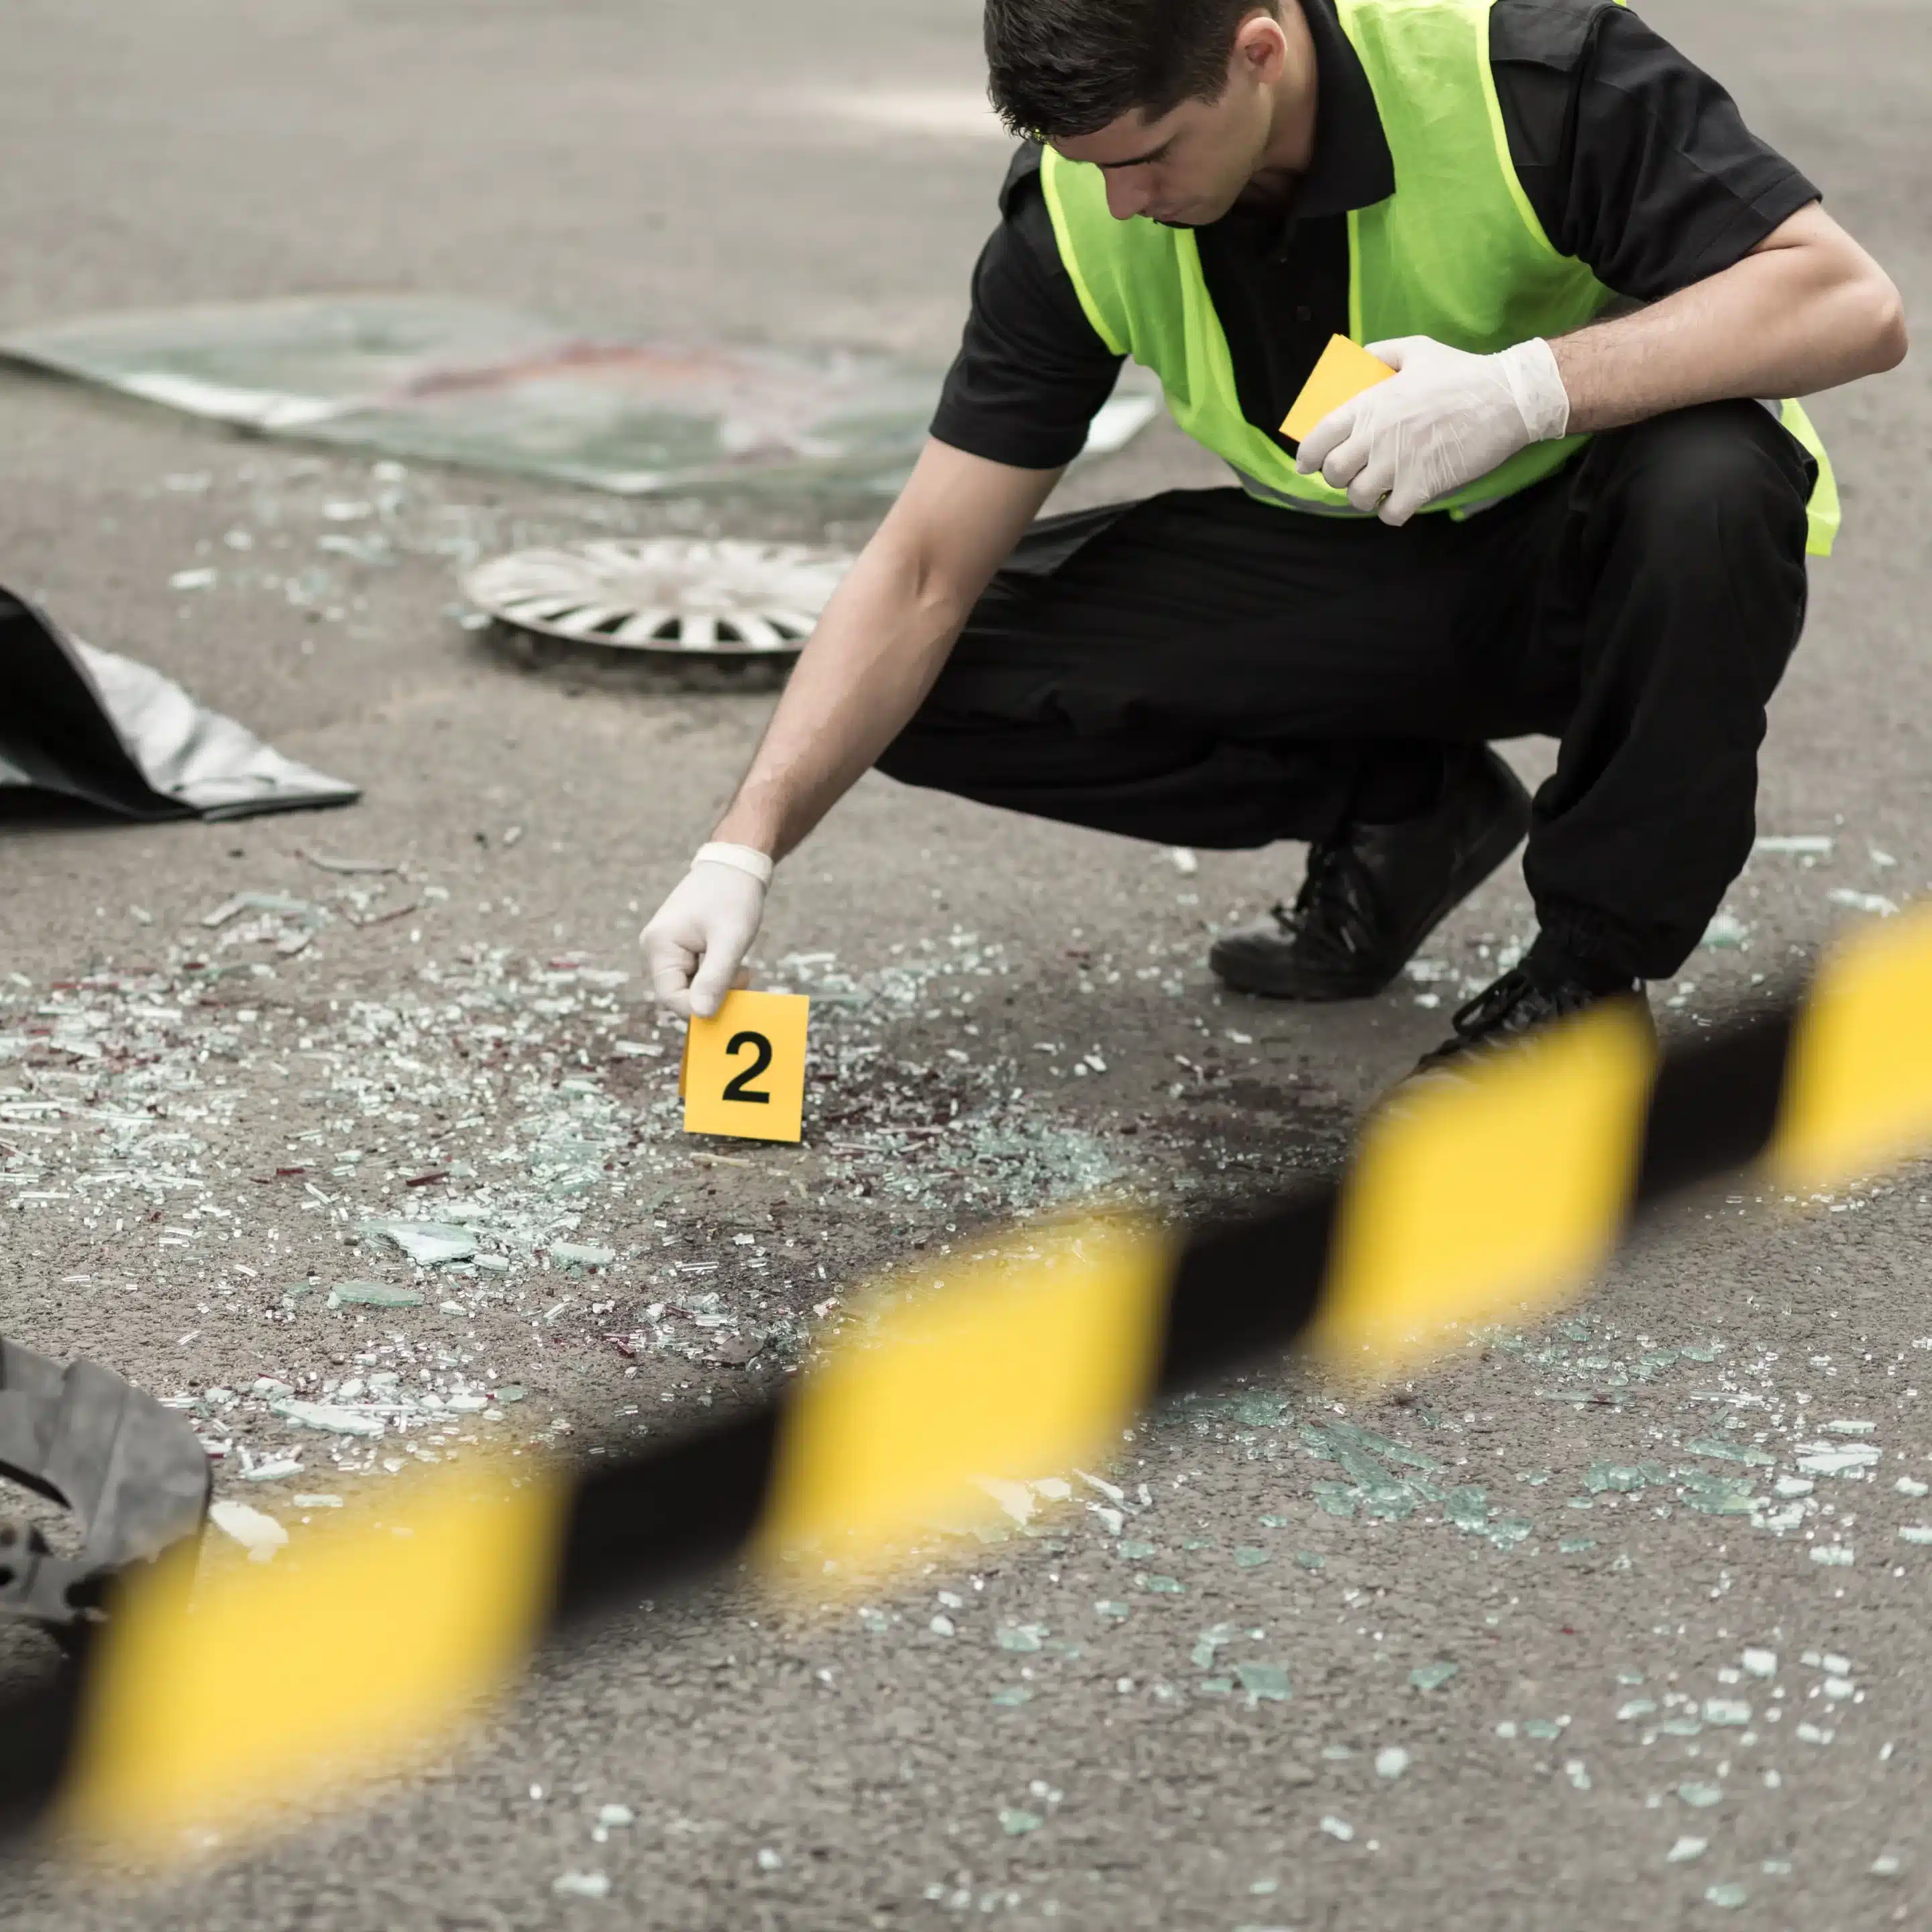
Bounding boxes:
[1583,400,1814,557]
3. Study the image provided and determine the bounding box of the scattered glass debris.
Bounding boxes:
[1409,1662,1458,1690]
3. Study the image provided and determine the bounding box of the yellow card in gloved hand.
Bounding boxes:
[1281,334,1397,443]
[684,990,810,1142]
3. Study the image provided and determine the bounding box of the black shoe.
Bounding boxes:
[1208,748,1531,1001]
[1413,964,1650,1077]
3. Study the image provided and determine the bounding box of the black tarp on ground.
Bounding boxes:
[0,585,357,821]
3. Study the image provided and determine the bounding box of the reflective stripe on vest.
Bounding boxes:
[1039,0,1838,557]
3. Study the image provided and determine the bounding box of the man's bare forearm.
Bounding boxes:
[710,536,970,859]
[1553,202,1908,435]
[710,441,1065,859]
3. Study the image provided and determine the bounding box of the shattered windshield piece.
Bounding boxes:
[0,297,1159,501]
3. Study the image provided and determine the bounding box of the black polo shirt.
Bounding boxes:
[931,0,1821,471]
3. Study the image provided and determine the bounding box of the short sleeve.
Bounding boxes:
[1491,0,1822,302]
[928,146,1126,471]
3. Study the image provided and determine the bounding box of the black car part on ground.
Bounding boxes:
[0,1338,210,1636]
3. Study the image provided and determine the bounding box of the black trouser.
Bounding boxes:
[878,400,1815,982]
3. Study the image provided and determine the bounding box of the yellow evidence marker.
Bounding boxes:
[1281,333,1397,443]
[682,989,810,1142]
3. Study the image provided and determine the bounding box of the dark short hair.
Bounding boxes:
[986,0,1277,140]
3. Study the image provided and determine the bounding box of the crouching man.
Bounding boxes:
[643,0,1904,1073]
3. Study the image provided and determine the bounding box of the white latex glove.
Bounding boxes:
[639,844,771,1018]
[1295,335,1571,527]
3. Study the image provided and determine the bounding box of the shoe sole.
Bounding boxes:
[1210,761,1532,1002]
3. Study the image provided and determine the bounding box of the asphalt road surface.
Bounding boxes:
[3,2,1929,1927]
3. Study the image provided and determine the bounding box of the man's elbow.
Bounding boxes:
[1854,266,1909,374]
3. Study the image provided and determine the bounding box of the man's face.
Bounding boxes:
[1051,27,1281,227]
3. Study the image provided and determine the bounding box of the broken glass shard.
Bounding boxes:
[1409,1662,1458,1691]
[1678,1472,1759,1517]
[1586,1462,1648,1493]
[1236,1663,1291,1703]
[209,1499,287,1562]
[272,1398,385,1438]
[361,1220,478,1266]
[551,1242,616,1269]
[1191,1624,1239,1669]
[1795,1442,1880,1477]
[328,1281,426,1309]
[1685,1438,1774,1468]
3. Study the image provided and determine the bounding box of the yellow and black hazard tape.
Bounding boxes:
[5,905,1932,1861]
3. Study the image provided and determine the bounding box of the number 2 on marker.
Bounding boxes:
[720,1031,773,1105]
[682,991,809,1142]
